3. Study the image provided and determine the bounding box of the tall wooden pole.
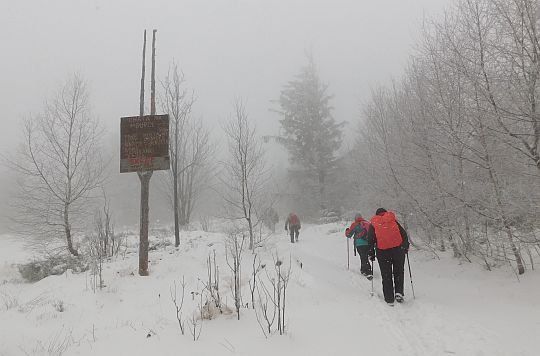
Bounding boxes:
[151,29,157,116]
[137,29,156,276]
[139,30,146,118]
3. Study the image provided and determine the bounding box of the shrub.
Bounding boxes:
[18,256,89,283]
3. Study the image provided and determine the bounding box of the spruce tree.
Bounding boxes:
[277,56,343,214]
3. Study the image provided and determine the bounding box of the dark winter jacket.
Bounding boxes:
[345,217,370,247]
[367,211,409,257]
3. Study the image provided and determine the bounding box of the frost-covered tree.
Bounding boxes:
[352,0,540,274]
[220,100,269,250]
[277,55,343,214]
[8,75,104,256]
[160,64,212,247]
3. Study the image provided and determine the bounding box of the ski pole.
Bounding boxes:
[370,259,374,297]
[406,252,415,299]
[347,238,350,270]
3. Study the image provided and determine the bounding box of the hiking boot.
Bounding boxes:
[366,274,373,281]
[387,301,395,307]
[395,293,404,303]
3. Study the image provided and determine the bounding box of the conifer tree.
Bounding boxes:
[277,56,343,214]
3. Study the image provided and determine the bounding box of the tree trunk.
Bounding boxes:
[247,217,254,250]
[478,120,525,275]
[438,227,446,252]
[457,151,472,255]
[318,170,326,213]
[487,163,525,274]
[174,119,180,247]
[64,203,78,256]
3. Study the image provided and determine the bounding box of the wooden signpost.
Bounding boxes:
[121,29,168,276]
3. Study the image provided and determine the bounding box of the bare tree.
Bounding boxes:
[248,254,263,309]
[170,277,186,336]
[88,191,116,291]
[93,189,118,258]
[199,250,223,315]
[254,275,276,338]
[220,100,269,250]
[224,229,246,320]
[254,254,292,336]
[160,64,213,247]
[8,74,104,256]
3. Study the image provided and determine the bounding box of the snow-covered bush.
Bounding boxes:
[18,256,88,283]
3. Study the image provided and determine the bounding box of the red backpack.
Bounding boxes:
[289,214,300,226]
[357,220,370,240]
[370,211,402,250]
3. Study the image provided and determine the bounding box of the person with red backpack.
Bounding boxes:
[367,208,409,306]
[285,213,301,243]
[345,213,372,279]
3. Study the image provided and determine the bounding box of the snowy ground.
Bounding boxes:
[1,223,539,356]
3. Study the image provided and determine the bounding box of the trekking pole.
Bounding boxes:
[370,259,374,297]
[347,238,350,270]
[406,252,415,299]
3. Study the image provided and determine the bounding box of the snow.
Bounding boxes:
[1,224,539,356]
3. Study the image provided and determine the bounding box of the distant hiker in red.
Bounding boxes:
[367,208,409,306]
[285,213,301,243]
[345,213,372,279]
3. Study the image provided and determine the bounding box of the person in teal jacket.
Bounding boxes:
[345,213,372,279]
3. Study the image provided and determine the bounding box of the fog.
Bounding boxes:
[0,0,449,231]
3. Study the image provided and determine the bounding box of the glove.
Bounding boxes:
[345,228,350,235]
[401,244,409,254]
[369,253,376,262]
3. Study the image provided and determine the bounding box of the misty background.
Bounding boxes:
[0,0,449,232]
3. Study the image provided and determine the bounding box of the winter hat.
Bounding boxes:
[375,208,387,216]
[354,213,363,220]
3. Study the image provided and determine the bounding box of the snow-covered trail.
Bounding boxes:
[1,225,539,356]
[282,225,419,355]
[282,224,539,356]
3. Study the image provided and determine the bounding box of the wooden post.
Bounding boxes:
[139,30,146,118]
[137,29,157,276]
[138,171,151,276]
[151,29,157,116]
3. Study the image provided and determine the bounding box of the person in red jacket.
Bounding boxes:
[367,208,409,306]
[285,213,301,243]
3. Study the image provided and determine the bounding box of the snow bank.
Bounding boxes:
[0,224,538,355]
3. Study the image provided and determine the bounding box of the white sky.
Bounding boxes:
[0,0,450,229]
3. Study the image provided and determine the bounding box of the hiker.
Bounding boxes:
[345,213,372,279]
[367,208,409,306]
[285,213,301,243]
[263,207,279,233]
